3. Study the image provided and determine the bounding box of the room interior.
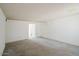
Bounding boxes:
[0,3,79,56]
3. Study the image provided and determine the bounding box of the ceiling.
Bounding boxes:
[0,3,79,22]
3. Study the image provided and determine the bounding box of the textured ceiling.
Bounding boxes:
[0,3,79,22]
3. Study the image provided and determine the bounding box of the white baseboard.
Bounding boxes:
[39,36,79,47]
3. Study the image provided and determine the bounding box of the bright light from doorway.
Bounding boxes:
[29,24,36,39]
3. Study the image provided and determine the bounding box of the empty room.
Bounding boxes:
[0,3,79,56]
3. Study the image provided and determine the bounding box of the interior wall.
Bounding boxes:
[6,20,43,43]
[0,8,6,55]
[39,23,49,37]
[43,15,79,46]
[6,20,28,43]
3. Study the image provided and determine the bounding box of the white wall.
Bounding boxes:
[6,20,43,43]
[39,23,49,37]
[42,14,79,46]
[0,8,6,55]
[6,20,28,43]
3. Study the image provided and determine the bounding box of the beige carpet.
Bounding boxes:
[3,39,79,56]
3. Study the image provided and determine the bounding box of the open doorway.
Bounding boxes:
[28,24,36,39]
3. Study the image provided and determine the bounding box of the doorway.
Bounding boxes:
[28,24,36,39]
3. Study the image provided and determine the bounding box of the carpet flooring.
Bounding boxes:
[2,38,79,56]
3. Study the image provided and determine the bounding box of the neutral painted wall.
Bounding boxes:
[0,8,6,55]
[6,20,28,43]
[39,23,49,37]
[42,14,79,46]
[6,20,43,43]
